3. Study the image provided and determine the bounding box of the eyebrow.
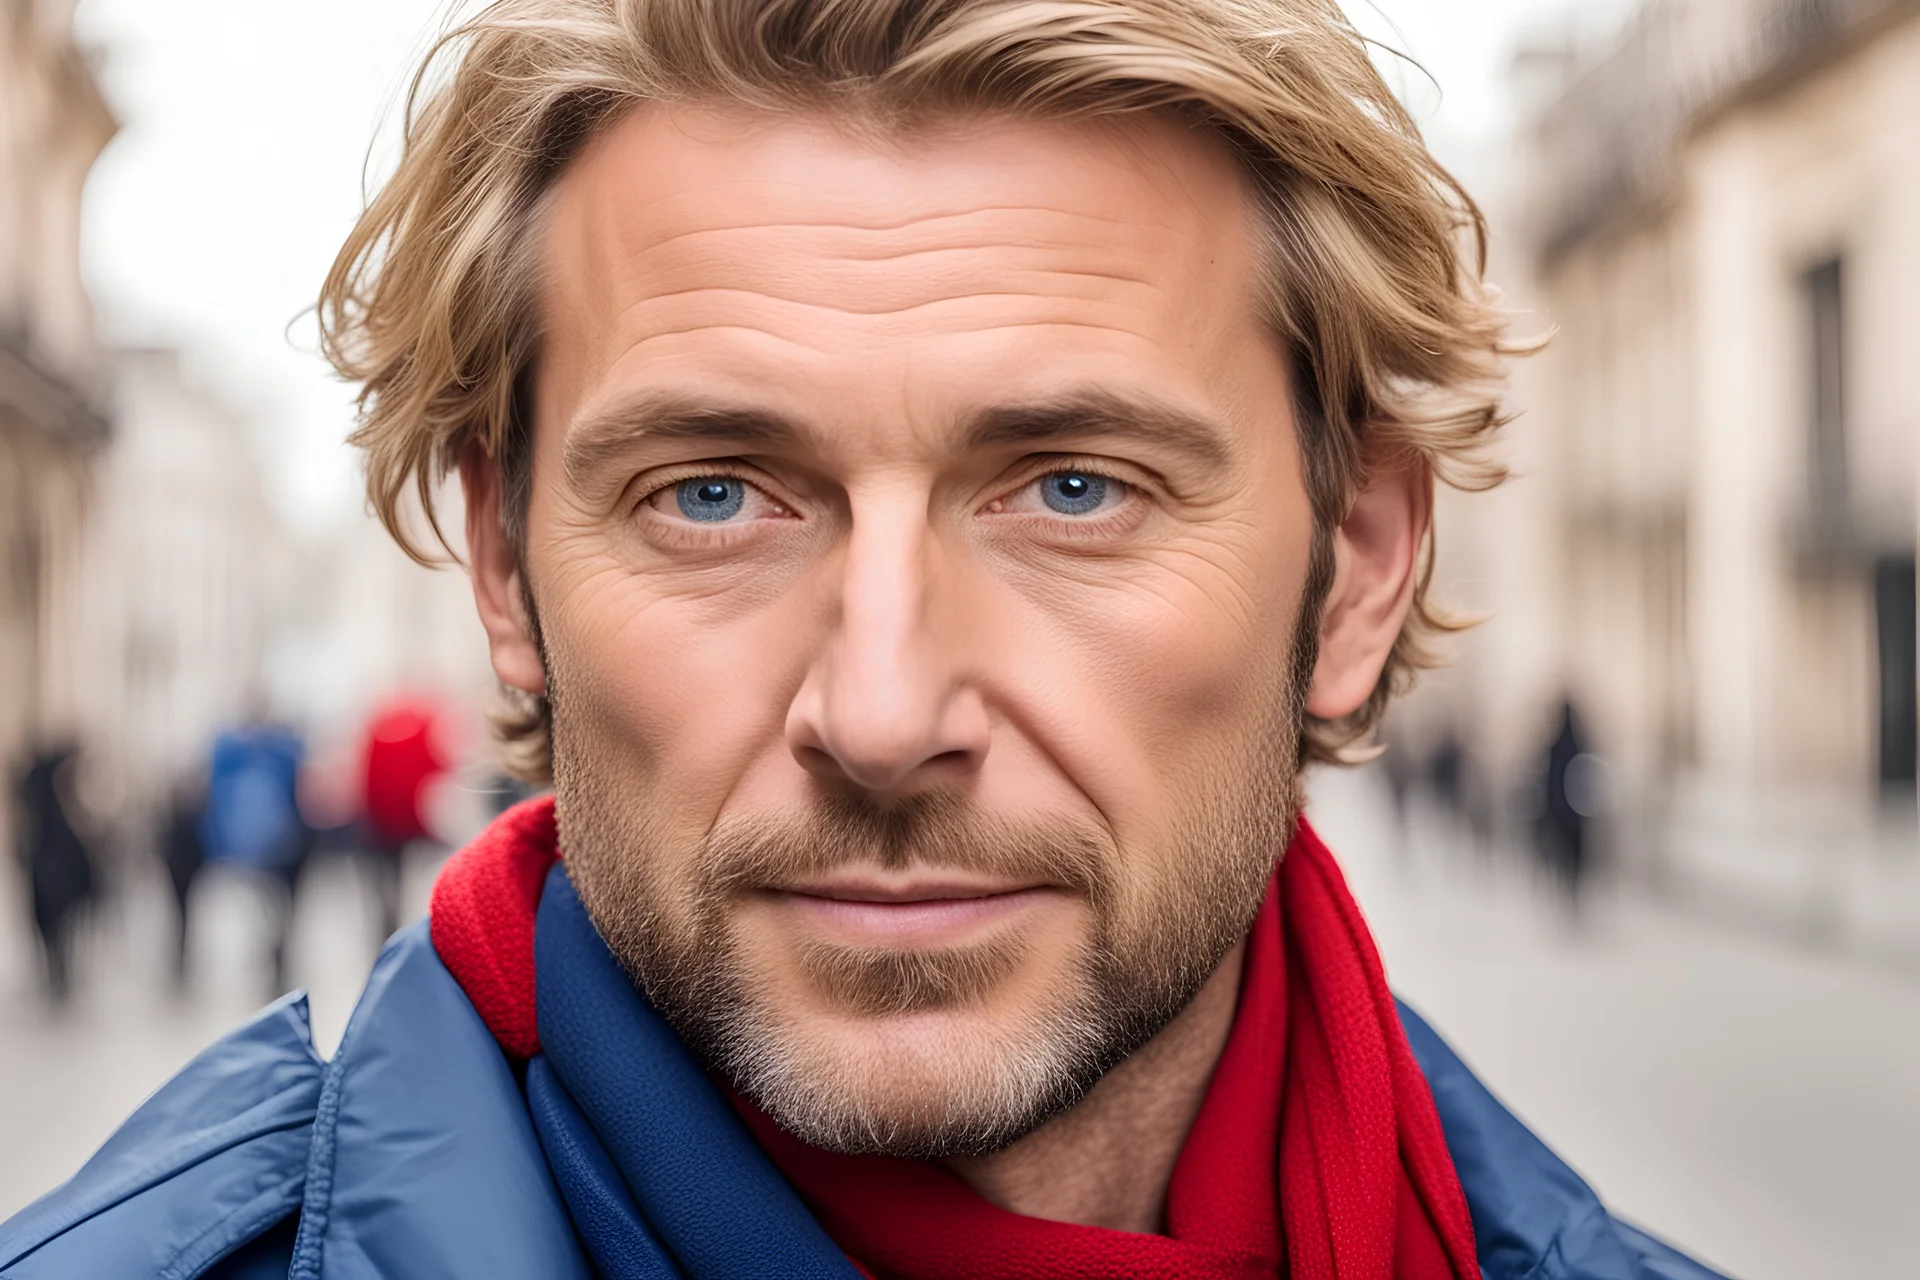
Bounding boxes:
[560,386,1237,495]
[962,389,1236,471]
[562,396,805,495]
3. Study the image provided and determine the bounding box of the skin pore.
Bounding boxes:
[463,102,1427,1234]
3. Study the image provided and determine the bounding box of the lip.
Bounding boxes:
[778,875,1046,903]
[762,879,1062,947]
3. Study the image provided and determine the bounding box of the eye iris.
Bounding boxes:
[676,477,747,522]
[1041,472,1107,516]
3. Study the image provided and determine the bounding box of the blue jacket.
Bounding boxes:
[0,919,1730,1279]
[201,726,306,873]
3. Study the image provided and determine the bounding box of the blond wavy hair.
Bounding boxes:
[320,0,1520,781]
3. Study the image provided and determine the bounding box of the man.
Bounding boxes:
[199,717,311,994]
[0,1,1726,1277]
[13,742,95,1003]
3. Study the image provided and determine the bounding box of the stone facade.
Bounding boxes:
[1450,0,1920,947]
[0,0,115,841]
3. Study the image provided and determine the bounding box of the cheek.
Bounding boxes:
[994,525,1310,855]
[1100,571,1296,767]
[541,550,816,818]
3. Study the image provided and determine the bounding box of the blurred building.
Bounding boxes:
[71,349,286,836]
[1482,0,1919,942]
[0,0,115,841]
[270,499,494,742]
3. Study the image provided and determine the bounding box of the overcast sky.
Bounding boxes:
[72,0,1623,535]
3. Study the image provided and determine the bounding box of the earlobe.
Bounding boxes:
[1305,456,1429,721]
[460,446,547,697]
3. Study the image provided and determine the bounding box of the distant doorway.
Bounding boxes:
[1875,553,1917,792]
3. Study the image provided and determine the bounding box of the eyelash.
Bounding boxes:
[628,457,1146,544]
[630,464,795,541]
[985,459,1144,536]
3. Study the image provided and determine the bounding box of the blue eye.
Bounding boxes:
[675,476,747,522]
[1039,471,1109,516]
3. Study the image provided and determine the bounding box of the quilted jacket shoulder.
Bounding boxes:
[0,932,1731,1280]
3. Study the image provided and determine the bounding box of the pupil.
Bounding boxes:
[675,476,747,522]
[1039,470,1107,515]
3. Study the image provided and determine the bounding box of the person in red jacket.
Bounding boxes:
[359,696,451,940]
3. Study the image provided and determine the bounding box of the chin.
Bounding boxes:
[716,995,1116,1159]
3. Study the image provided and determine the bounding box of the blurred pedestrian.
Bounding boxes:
[159,776,207,990]
[360,695,452,942]
[201,720,310,994]
[1428,722,1465,823]
[1537,699,1592,920]
[1377,717,1417,850]
[13,742,97,1002]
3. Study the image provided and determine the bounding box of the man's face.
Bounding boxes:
[519,104,1320,1155]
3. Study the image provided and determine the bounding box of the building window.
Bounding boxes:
[1804,256,1846,516]
[1876,555,1918,794]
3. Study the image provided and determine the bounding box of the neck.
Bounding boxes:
[941,939,1246,1233]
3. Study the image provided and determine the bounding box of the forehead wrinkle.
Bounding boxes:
[835,259,1160,296]
[599,223,1195,307]
[594,236,1193,333]
[601,201,1171,260]
[605,315,843,358]
[605,246,1178,317]
[611,314,1177,362]
[612,283,1168,323]
[731,243,1167,286]
[591,188,1198,266]
[569,213,1202,351]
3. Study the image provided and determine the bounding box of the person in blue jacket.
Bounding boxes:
[1,1,1732,1276]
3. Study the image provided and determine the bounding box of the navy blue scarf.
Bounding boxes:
[525,864,860,1280]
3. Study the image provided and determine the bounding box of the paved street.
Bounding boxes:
[4,770,1918,1278]
[1310,764,1920,1280]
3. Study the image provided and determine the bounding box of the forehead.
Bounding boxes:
[536,101,1272,446]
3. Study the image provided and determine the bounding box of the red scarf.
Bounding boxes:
[430,798,1477,1280]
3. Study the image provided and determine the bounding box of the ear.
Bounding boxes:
[1305,453,1430,720]
[460,445,546,697]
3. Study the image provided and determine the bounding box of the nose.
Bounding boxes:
[785,496,991,795]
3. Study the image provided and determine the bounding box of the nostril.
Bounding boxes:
[793,743,842,777]
[793,740,911,790]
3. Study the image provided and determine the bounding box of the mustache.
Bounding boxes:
[697,789,1114,902]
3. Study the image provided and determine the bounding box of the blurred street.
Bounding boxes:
[0,840,446,1226]
[1,766,1914,1279]
[1312,764,1920,1280]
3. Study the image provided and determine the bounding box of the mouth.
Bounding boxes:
[762,876,1064,948]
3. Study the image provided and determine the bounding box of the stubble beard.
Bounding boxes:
[552,698,1304,1159]
[541,550,1322,1160]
